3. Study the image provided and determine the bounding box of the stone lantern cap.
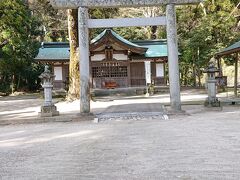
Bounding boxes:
[203,58,220,74]
[203,66,220,74]
[39,65,55,84]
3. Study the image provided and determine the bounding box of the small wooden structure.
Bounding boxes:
[216,40,240,97]
[35,42,69,89]
[35,29,168,89]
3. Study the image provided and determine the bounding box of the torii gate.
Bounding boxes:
[49,0,202,114]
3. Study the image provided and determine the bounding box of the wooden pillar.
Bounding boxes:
[234,53,238,97]
[78,7,90,113]
[166,4,181,111]
[164,61,167,85]
[127,61,131,87]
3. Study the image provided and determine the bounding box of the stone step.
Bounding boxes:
[96,112,168,122]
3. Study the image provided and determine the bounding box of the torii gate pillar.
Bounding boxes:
[78,7,90,113]
[166,4,181,111]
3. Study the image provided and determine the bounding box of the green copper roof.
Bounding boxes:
[35,42,69,61]
[91,29,141,48]
[90,30,106,44]
[110,30,144,49]
[216,40,240,57]
[145,44,168,57]
[91,29,147,52]
[35,30,169,61]
[133,40,168,58]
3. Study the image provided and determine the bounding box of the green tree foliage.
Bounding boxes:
[115,7,166,40]
[0,0,41,93]
[1,0,238,94]
[89,8,119,38]
[177,0,238,86]
[29,0,68,42]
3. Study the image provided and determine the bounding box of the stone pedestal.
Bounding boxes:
[39,66,59,117]
[39,105,59,117]
[204,58,221,108]
[205,78,220,107]
[42,83,54,106]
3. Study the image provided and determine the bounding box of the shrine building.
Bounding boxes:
[35,29,169,89]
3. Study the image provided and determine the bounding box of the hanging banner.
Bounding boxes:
[144,61,151,85]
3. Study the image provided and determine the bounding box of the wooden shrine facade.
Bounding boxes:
[35,29,168,89]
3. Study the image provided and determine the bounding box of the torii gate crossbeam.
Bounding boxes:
[50,0,202,8]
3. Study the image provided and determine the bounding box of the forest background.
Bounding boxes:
[0,0,239,98]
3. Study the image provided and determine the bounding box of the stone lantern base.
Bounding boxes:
[39,105,59,117]
[204,98,221,109]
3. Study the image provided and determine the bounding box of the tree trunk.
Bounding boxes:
[17,74,21,91]
[183,67,188,86]
[11,74,16,94]
[197,67,201,87]
[186,67,190,86]
[67,9,80,100]
[150,26,158,39]
[192,63,197,87]
[217,57,223,77]
[196,48,201,87]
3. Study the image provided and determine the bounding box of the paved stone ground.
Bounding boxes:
[0,106,240,179]
[1,89,240,179]
[0,95,41,119]
[0,89,208,124]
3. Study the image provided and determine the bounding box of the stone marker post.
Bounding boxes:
[204,59,221,107]
[39,65,59,117]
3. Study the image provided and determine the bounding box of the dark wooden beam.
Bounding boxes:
[234,53,239,97]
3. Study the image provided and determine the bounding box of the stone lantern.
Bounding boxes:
[39,65,59,117]
[203,58,221,107]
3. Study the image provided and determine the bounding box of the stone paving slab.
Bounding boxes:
[96,112,168,122]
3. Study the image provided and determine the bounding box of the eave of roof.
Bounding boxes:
[35,30,170,61]
[35,47,70,61]
[133,40,168,58]
[216,40,240,57]
[41,42,69,48]
[90,29,148,54]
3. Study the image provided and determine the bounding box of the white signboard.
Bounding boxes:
[145,61,151,84]
[91,54,105,61]
[54,66,63,81]
[156,63,164,77]
[113,54,128,60]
